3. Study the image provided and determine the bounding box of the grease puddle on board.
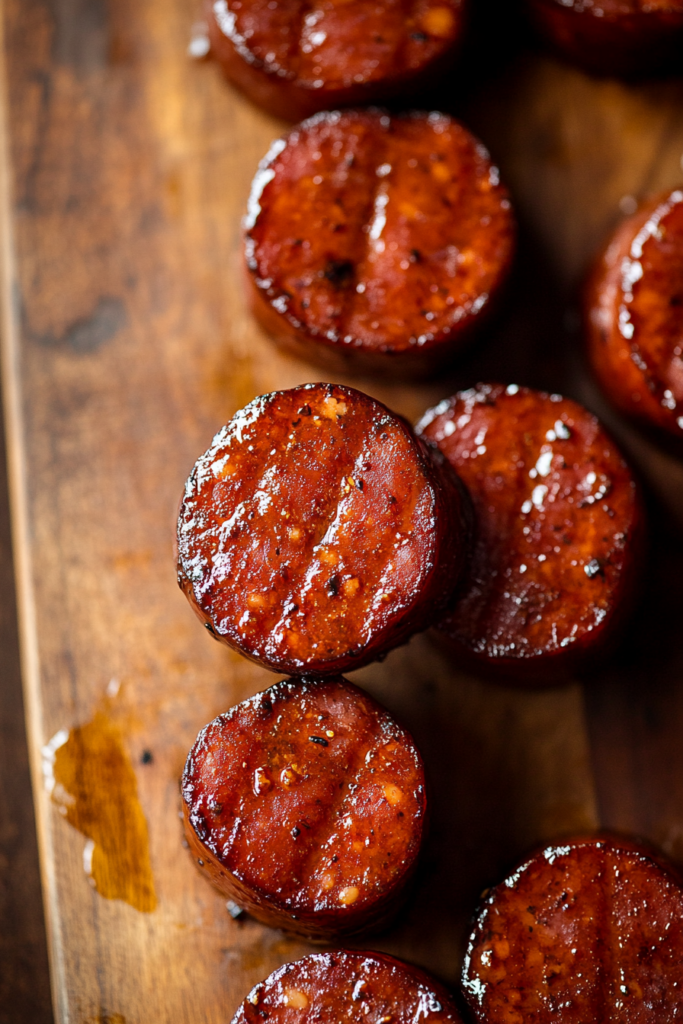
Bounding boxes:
[42,711,156,912]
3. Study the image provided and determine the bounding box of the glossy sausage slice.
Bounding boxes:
[233,950,464,1024]
[206,0,466,121]
[462,836,683,1024]
[245,110,515,378]
[183,676,427,939]
[418,383,644,683]
[525,0,683,77]
[177,382,470,675]
[586,188,683,440]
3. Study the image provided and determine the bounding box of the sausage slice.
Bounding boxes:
[177,382,470,675]
[182,676,427,939]
[417,383,644,682]
[462,836,683,1024]
[206,0,466,121]
[586,188,683,439]
[245,110,515,377]
[525,0,683,77]
[233,950,464,1024]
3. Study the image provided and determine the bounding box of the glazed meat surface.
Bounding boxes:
[245,111,515,375]
[462,836,683,1024]
[586,188,683,438]
[207,0,466,120]
[418,383,643,681]
[233,951,464,1024]
[183,676,426,938]
[526,0,683,75]
[177,383,469,675]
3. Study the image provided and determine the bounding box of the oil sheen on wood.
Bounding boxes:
[2,1,683,1022]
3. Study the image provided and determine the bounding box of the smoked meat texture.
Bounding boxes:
[462,836,683,1024]
[586,188,683,440]
[183,676,427,939]
[177,383,470,675]
[417,383,644,683]
[245,110,515,378]
[206,0,467,121]
[232,951,464,1024]
[525,0,683,77]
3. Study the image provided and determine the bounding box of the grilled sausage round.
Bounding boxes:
[177,382,470,675]
[525,0,683,77]
[233,950,464,1024]
[183,676,427,939]
[586,188,683,440]
[206,0,466,121]
[462,836,683,1024]
[417,383,644,683]
[245,110,515,378]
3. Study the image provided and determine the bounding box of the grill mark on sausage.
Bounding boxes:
[246,110,514,361]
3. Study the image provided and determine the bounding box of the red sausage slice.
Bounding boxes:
[182,676,427,939]
[245,110,515,377]
[177,382,470,675]
[586,188,683,439]
[525,0,683,77]
[206,0,466,121]
[462,836,683,1024]
[417,384,644,682]
[233,950,464,1024]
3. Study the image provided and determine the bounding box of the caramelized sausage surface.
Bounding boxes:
[234,951,464,1024]
[418,384,644,682]
[245,110,515,377]
[183,676,427,939]
[586,188,683,440]
[525,0,683,76]
[462,836,683,1024]
[177,382,470,675]
[207,0,466,121]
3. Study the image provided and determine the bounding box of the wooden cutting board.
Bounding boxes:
[2,2,683,1021]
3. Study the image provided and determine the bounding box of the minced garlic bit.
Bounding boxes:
[288,527,302,541]
[342,578,360,598]
[284,989,310,1009]
[384,784,403,806]
[320,872,336,891]
[247,593,266,609]
[281,765,299,787]
[420,6,455,37]
[326,730,334,738]
[320,396,347,419]
[248,991,260,1005]
[339,886,360,905]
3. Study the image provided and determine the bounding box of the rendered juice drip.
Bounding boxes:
[48,712,156,913]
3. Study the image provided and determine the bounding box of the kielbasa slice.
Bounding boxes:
[245,110,515,377]
[182,676,427,939]
[462,836,683,1024]
[417,383,644,682]
[233,950,464,1024]
[177,382,470,675]
[586,188,683,440]
[206,0,466,122]
[525,0,683,77]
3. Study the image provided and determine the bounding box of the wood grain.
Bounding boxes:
[2,1,683,1021]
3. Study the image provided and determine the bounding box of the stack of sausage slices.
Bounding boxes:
[176,1,683,1020]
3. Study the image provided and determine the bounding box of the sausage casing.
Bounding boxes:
[177,382,470,675]
[245,110,515,378]
[183,676,427,939]
[525,0,683,77]
[418,383,644,683]
[586,188,683,440]
[462,836,683,1024]
[206,0,466,121]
